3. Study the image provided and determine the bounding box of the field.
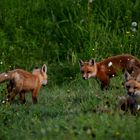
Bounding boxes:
[1,77,140,140]
[0,0,140,139]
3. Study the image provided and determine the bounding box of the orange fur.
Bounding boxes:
[121,70,140,113]
[79,54,140,89]
[0,64,48,104]
[125,70,140,103]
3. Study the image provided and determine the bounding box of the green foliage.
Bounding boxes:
[0,1,140,139]
[0,79,140,140]
[0,0,140,84]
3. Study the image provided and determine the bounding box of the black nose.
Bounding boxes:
[83,77,86,80]
[128,92,133,96]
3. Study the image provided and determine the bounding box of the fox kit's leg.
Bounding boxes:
[7,81,13,93]
[5,81,16,102]
[7,91,17,102]
[6,86,19,103]
[99,73,110,90]
[19,92,26,104]
[32,93,38,104]
[101,80,110,90]
[6,80,14,100]
[32,89,39,104]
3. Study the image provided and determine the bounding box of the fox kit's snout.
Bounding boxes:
[125,80,137,96]
[79,59,97,80]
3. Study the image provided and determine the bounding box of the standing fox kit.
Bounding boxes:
[0,64,48,104]
[79,54,140,89]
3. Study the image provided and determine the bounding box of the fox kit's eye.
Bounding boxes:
[126,85,130,89]
[134,87,137,89]
[81,71,84,74]
[87,71,91,74]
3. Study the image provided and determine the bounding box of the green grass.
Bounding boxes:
[0,0,140,139]
[0,77,140,140]
[0,0,140,70]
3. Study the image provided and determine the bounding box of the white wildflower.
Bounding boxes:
[131,22,137,27]
[2,100,5,104]
[131,22,137,32]
[126,31,130,34]
[80,19,84,24]
[131,28,137,32]
[89,0,94,3]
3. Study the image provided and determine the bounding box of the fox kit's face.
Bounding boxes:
[125,80,140,95]
[125,70,140,103]
[79,59,97,80]
[32,64,48,86]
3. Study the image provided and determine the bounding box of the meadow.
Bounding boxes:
[1,78,140,140]
[0,0,140,139]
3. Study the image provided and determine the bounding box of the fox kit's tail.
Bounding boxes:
[0,72,11,83]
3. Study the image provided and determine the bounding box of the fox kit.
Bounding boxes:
[125,70,140,104]
[79,54,140,89]
[0,64,48,104]
[120,70,140,114]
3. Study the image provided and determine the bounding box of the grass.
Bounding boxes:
[0,77,140,140]
[0,0,140,139]
[0,0,140,71]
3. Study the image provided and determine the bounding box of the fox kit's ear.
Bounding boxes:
[136,74,140,82]
[42,64,47,73]
[79,59,84,66]
[89,59,95,66]
[124,70,132,81]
